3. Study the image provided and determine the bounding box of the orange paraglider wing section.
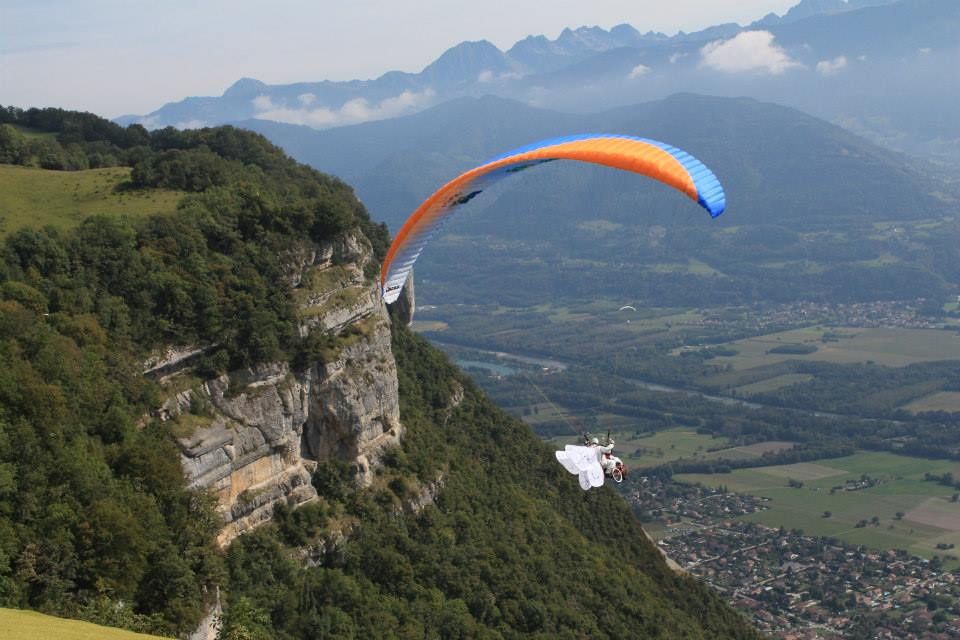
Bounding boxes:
[380,134,725,303]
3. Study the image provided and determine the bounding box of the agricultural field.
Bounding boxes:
[731,373,814,396]
[544,428,732,470]
[517,401,629,434]
[543,428,795,471]
[677,452,960,563]
[0,164,183,237]
[0,608,169,640]
[646,258,726,277]
[708,326,960,372]
[696,440,797,464]
[904,391,960,414]
[411,320,449,332]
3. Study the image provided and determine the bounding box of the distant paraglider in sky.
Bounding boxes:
[618,305,637,312]
[380,133,727,304]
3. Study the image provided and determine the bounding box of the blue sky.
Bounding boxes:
[0,0,796,117]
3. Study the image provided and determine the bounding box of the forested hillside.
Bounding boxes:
[0,106,387,635]
[0,106,757,638]
[218,326,757,639]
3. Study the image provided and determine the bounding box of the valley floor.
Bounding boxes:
[420,297,960,639]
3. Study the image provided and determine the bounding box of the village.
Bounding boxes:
[632,477,960,639]
[693,299,949,334]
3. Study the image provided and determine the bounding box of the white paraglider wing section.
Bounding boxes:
[554,450,580,475]
[555,444,605,491]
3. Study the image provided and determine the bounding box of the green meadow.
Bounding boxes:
[0,609,170,640]
[708,326,960,372]
[545,427,734,470]
[904,391,960,414]
[0,164,183,237]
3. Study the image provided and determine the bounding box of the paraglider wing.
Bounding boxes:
[381,134,726,303]
[556,444,606,491]
[554,449,580,475]
[618,305,638,312]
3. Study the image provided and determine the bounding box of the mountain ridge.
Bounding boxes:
[115,0,960,166]
[236,92,950,231]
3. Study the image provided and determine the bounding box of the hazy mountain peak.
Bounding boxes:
[755,0,901,26]
[223,77,268,98]
[421,39,512,85]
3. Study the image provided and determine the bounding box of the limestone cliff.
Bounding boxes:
[152,231,401,546]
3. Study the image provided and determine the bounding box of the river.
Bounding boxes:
[429,338,876,423]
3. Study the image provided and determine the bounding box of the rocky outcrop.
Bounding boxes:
[159,231,403,547]
[300,319,401,483]
[188,587,221,640]
[387,269,415,326]
[399,473,445,515]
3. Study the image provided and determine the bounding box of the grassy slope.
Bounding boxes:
[0,164,183,237]
[0,609,170,640]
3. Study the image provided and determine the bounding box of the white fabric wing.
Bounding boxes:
[555,450,580,475]
[578,471,592,491]
[556,445,605,491]
[585,463,605,488]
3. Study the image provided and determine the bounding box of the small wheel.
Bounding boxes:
[611,467,623,483]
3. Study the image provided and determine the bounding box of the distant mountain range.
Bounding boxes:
[115,0,959,166]
[238,93,951,232]
[238,92,959,307]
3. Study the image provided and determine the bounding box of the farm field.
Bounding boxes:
[0,608,168,640]
[646,258,725,277]
[0,164,183,237]
[732,373,814,396]
[677,452,960,562]
[545,427,732,470]
[708,326,960,372]
[410,320,449,332]
[904,391,960,414]
[543,425,798,471]
[696,440,797,464]
[523,403,643,436]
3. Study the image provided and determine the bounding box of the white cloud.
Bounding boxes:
[297,93,316,105]
[668,52,687,64]
[919,47,932,55]
[136,115,161,130]
[251,89,436,128]
[477,69,522,83]
[627,63,651,79]
[816,55,847,76]
[700,30,802,75]
[251,94,273,111]
[173,119,206,130]
[858,55,868,62]
[137,115,206,130]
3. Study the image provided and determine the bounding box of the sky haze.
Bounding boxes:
[1,0,796,116]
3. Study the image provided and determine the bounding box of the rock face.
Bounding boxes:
[157,232,402,547]
[387,269,415,326]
